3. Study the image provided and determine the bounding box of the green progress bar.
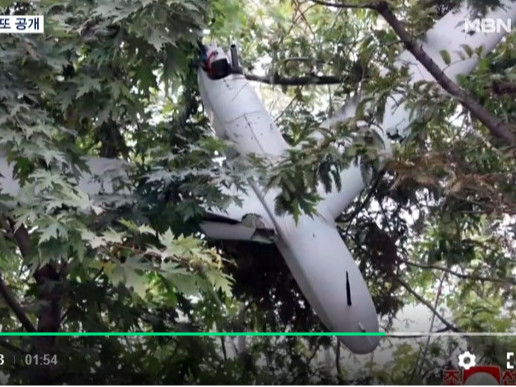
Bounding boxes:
[0,332,387,337]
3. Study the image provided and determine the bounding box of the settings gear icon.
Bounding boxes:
[458,351,477,370]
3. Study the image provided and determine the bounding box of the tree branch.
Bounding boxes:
[6,218,62,385]
[388,326,454,338]
[245,72,343,85]
[335,340,342,382]
[396,277,460,332]
[311,0,516,145]
[0,272,36,332]
[374,2,516,145]
[311,0,376,9]
[411,272,447,383]
[220,336,227,361]
[304,337,323,364]
[399,258,516,285]
[0,339,29,354]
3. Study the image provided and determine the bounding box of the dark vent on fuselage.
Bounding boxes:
[346,271,352,306]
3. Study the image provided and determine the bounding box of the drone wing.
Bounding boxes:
[0,153,132,208]
[200,185,277,244]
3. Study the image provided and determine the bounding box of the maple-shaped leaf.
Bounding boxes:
[118,219,139,232]
[82,231,108,249]
[205,269,233,297]
[91,3,121,17]
[160,261,190,276]
[138,225,155,235]
[102,229,124,244]
[119,219,155,235]
[38,221,69,244]
[169,273,202,296]
[75,77,102,99]
[109,256,153,298]
[158,228,177,250]
[146,30,175,51]
[31,170,63,190]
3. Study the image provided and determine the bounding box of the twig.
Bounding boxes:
[274,87,302,122]
[410,272,447,383]
[335,340,343,382]
[378,197,394,234]
[92,267,104,282]
[304,336,323,364]
[220,336,227,361]
[396,277,459,332]
[399,258,516,285]
[293,0,317,38]
[388,326,453,338]
[338,170,385,236]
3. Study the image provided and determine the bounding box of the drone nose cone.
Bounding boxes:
[338,317,381,354]
[273,216,381,354]
[343,337,380,354]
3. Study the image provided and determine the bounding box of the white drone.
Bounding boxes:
[0,1,514,354]
[196,0,516,354]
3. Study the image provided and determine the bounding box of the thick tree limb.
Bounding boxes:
[311,0,516,145]
[8,221,63,385]
[7,219,62,379]
[375,2,516,145]
[0,272,36,332]
[9,220,61,336]
[0,339,29,354]
[245,72,343,85]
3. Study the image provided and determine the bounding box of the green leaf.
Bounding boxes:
[75,77,102,98]
[205,269,233,297]
[147,31,168,51]
[38,222,66,244]
[110,257,150,298]
[460,44,474,58]
[439,49,451,65]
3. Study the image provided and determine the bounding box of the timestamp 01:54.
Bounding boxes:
[0,353,58,366]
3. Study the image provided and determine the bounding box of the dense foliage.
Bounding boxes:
[0,0,514,384]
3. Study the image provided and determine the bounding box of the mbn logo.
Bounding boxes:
[464,17,512,33]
